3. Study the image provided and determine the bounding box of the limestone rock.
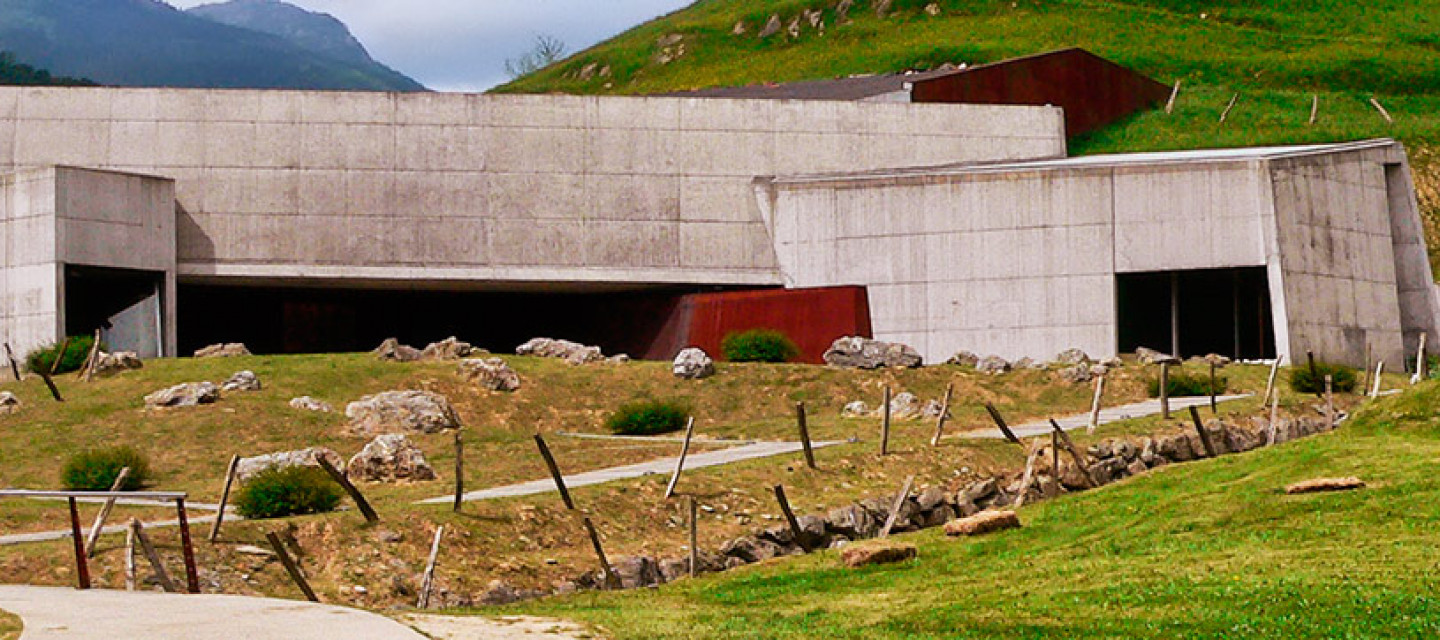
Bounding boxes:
[1136,346,1181,365]
[194,343,250,358]
[887,391,922,419]
[720,535,781,564]
[836,0,853,21]
[0,391,19,414]
[1057,364,1093,384]
[373,338,422,362]
[758,14,781,38]
[607,354,631,364]
[924,2,941,15]
[478,579,521,605]
[457,358,520,392]
[346,434,436,483]
[822,336,922,369]
[946,350,980,367]
[420,337,479,361]
[90,351,142,377]
[515,338,604,365]
[943,510,1021,536]
[921,399,949,419]
[289,396,333,412]
[875,0,893,17]
[1285,477,1365,495]
[236,447,342,482]
[975,355,1011,375]
[840,540,916,567]
[1014,357,1044,370]
[345,390,461,435]
[221,370,261,392]
[144,382,219,408]
[731,20,747,35]
[672,347,716,380]
[825,504,877,538]
[1201,353,1232,367]
[1054,348,1091,365]
[841,401,869,417]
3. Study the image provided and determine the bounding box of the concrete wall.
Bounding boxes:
[0,168,61,361]
[0,87,1065,290]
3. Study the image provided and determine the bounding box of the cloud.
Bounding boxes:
[168,0,689,91]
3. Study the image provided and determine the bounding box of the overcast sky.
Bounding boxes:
[166,0,692,92]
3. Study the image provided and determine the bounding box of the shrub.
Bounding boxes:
[25,336,99,375]
[61,446,149,491]
[233,466,342,520]
[605,399,690,436]
[1147,370,1227,397]
[721,329,800,363]
[1289,362,1358,393]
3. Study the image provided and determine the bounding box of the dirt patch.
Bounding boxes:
[401,613,594,639]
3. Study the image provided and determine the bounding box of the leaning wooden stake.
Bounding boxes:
[582,517,620,589]
[534,433,575,510]
[49,337,71,377]
[1309,94,1319,125]
[1263,355,1284,406]
[79,329,102,382]
[1012,445,1043,509]
[1219,93,1239,123]
[67,497,91,590]
[3,343,19,381]
[1361,343,1373,394]
[1188,406,1218,458]
[1051,430,1060,477]
[878,475,915,539]
[930,383,954,446]
[664,417,697,500]
[1267,383,1282,446]
[124,521,137,591]
[1370,97,1394,123]
[984,403,1023,445]
[1086,374,1105,434]
[795,403,817,469]
[176,498,200,593]
[266,531,318,602]
[417,525,444,609]
[1159,362,1171,418]
[1209,362,1218,413]
[453,430,464,513]
[1413,332,1428,384]
[131,519,179,594]
[84,466,132,557]
[688,496,698,579]
[880,387,892,456]
[1371,360,1385,398]
[1324,375,1335,428]
[1165,79,1181,114]
[208,455,240,542]
[773,484,808,551]
[315,456,379,523]
[1049,419,1096,488]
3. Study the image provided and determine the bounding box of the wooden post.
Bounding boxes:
[124,520,136,591]
[1267,382,1281,446]
[1188,406,1218,458]
[1051,430,1060,477]
[1219,93,1239,123]
[880,387,892,456]
[1159,362,1171,419]
[534,433,575,510]
[49,337,71,376]
[79,328,102,382]
[772,484,807,551]
[1369,97,1394,123]
[796,403,817,468]
[582,517,620,589]
[930,383,954,446]
[208,455,240,542]
[1012,445,1043,509]
[1361,343,1373,394]
[266,531,319,602]
[315,456,379,523]
[1414,332,1428,384]
[417,525,444,609]
[1263,355,1284,406]
[1324,375,1335,428]
[664,417,697,500]
[1164,79,1181,114]
[878,475,915,539]
[1307,351,1322,397]
[37,369,63,402]
[3,343,19,382]
[1086,374,1105,434]
[1049,419,1095,488]
[688,497,698,579]
[984,403,1022,445]
[67,497,91,590]
[1209,362,1218,413]
[1309,94,1319,125]
[176,498,199,594]
[84,466,132,557]
[131,519,179,593]
[1371,360,1385,398]
[453,430,464,513]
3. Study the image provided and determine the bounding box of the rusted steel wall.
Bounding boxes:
[647,286,872,364]
[910,48,1171,138]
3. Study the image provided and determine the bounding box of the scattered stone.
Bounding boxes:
[758,14,782,38]
[785,16,801,38]
[420,337,479,361]
[720,535,781,564]
[975,355,1011,375]
[1136,346,1181,365]
[841,401,869,417]
[1102,356,1124,368]
[888,392,922,419]
[345,390,461,435]
[731,20,746,35]
[457,358,521,392]
[964,478,998,502]
[1014,357,1044,370]
[1054,348,1091,365]
[289,396,333,413]
[233,545,276,557]
[515,337,604,365]
[924,2,941,15]
[373,338,422,363]
[346,434,436,483]
[875,0,893,18]
[1057,364,1093,384]
[672,347,716,380]
[90,351,142,377]
[194,343,250,358]
[836,0,853,21]
[921,399,948,419]
[822,336,922,369]
[607,354,631,364]
[1202,353,1232,367]
[944,510,1021,536]
[1285,477,1365,495]
[236,447,343,481]
[479,579,521,605]
[0,391,19,414]
[840,539,916,568]
[610,555,662,589]
[946,350,980,367]
[144,382,219,408]
[804,8,823,28]
[221,370,261,392]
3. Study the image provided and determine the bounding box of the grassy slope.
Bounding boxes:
[504,380,1440,639]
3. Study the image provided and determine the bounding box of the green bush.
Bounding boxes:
[1289,362,1358,393]
[25,336,99,375]
[721,329,800,363]
[233,466,342,520]
[1147,370,1228,397]
[605,399,691,436]
[61,446,149,491]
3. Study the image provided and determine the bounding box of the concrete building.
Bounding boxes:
[0,83,1433,369]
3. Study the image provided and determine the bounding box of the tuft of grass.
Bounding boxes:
[1147,370,1226,397]
[25,336,98,375]
[233,466,341,520]
[60,446,149,491]
[0,607,18,640]
[1290,361,1358,393]
[605,399,691,436]
[721,329,801,363]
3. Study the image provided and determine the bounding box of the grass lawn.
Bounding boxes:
[0,608,17,640]
[496,379,1440,638]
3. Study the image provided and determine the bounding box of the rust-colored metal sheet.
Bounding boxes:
[910,48,1171,138]
[663,286,873,364]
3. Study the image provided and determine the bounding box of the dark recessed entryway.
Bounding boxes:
[65,265,166,357]
[1116,267,1275,360]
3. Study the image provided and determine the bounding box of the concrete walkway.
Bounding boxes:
[957,395,1252,440]
[0,585,426,639]
[420,440,844,505]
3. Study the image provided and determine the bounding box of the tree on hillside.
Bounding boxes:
[505,34,567,79]
[0,52,96,86]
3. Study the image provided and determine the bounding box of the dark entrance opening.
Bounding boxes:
[65,265,166,357]
[1116,267,1275,360]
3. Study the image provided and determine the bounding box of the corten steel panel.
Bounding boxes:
[675,286,873,364]
[910,48,1171,137]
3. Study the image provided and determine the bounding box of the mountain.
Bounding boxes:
[186,0,380,70]
[0,0,425,91]
[0,52,93,86]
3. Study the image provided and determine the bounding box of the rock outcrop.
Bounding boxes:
[90,351,142,377]
[345,390,461,435]
[236,447,343,481]
[840,540,917,567]
[373,338,423,362]
[289,396,333,412]
[346,434,436,483]
[221,370,261,392]
[421,337,479,361]
[144,382,219,408]
[515,338,604,365]
[194,343,250,358]
[822,336,922,369]
[457,358,521,392]
[672,347,716,380]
